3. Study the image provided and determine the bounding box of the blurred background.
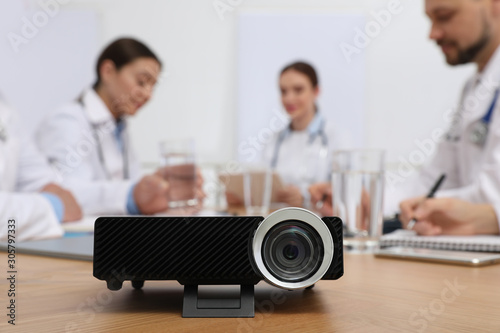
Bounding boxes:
[0,0,474,177]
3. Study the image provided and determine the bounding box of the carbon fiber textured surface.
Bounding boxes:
[321,217,344,280]
[93,216,264,285]
[93,214,344,288]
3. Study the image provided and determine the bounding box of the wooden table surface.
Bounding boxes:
[1,251,499,333]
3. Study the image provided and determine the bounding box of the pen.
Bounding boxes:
[406,173,446,230]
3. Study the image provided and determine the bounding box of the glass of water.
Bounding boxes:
[159,139,197,209]
[331,149,385,252]
[243,165,273,216]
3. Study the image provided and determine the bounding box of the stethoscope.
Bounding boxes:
[270,117,329,169]
[77,96,129,180]
[469,87,500,146]
[0,98,6,142]
[0,118,7,142]
[447,82,500,147]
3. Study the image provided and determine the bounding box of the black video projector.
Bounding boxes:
[93,208,343,317]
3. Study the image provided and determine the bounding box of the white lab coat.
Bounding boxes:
[385,46,500,222]
[0,100,63,242]
[262,113,352,206]
[36,88,142,216]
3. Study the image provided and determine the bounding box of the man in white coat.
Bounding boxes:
[397,0,500,235]
[311,0,500,236]
[0,99,82,242]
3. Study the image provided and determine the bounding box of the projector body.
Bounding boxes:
[93,208,343,291]
[94,215,265,289]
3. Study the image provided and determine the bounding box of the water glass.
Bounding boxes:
[331,149,385,252]
[243,165,273,216]
[159,139,197,209]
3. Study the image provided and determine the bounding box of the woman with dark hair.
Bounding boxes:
[37,38,198,216]
[262,61,351,208]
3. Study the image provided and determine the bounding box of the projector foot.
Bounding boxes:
[132,280,144,289]
[182,284,255,318]
[106,278,123,291]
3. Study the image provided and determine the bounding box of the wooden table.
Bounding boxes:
[1,252,499,333]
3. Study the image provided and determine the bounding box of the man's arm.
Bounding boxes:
[407,198,499,236]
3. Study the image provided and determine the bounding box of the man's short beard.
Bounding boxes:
[455,20,491,65]
[440,11,491,66]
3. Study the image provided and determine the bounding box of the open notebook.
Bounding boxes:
[379,230,500,252]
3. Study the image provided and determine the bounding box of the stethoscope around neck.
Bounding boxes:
[270,117,329,169]
[0,118,7,142]
[469,87,500,146]
[447,82,500,146]
[77,95,129,180]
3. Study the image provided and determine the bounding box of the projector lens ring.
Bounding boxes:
[252,207,334,290]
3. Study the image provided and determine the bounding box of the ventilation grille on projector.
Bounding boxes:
[93,216,264,285]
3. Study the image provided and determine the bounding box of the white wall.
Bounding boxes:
[1,0,475,171]
[0,1,98,134]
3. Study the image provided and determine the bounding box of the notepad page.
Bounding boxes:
[379,230,500,252]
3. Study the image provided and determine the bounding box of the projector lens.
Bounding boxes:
[262,221,323,282]
[252,207,334,290]
[283,244,299,260]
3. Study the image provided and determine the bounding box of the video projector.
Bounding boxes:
[93,207,343,317]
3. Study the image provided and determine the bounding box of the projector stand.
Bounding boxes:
[182,284,255,318]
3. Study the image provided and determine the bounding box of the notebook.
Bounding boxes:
[0,235,93,261]
[379,230,500,252]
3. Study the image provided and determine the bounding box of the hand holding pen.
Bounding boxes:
[403,174,446,230]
